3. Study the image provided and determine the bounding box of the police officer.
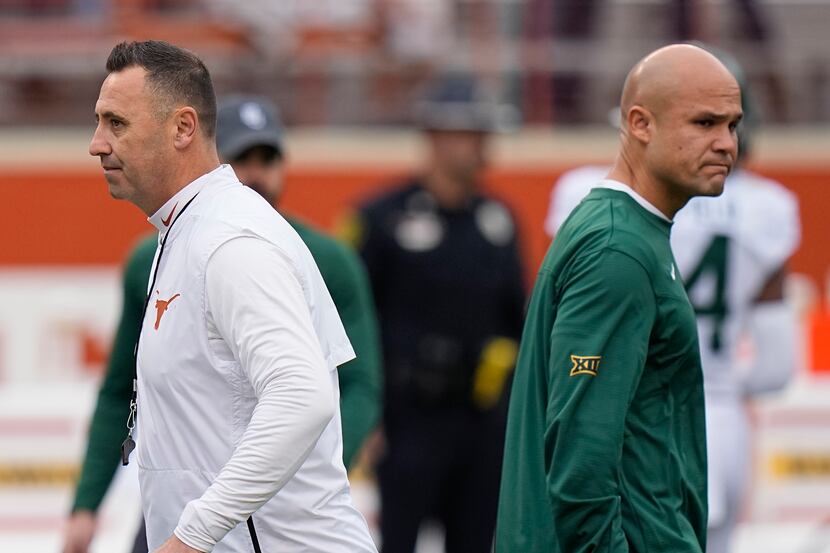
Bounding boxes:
[345,74,526,553]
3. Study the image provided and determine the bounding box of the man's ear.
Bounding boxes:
[173,107,198,150]
[626,105,653,145]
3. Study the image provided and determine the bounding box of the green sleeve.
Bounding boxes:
[327,245,383,469]
[71,236,156,512]
[545,249,656,552]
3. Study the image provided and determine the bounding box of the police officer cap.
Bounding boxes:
[413,73,519,133]
[216,95,285,161]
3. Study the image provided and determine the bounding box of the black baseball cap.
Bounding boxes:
[216,95,285,161]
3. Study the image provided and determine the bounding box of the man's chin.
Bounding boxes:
[698,177,726,197]
[106,178,129,201]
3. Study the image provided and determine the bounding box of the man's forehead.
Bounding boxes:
[103,66,148,90]
[693,95,742,116]
[672,81,742,114]
[95,67,149,112]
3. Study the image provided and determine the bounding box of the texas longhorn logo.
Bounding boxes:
[569,354,602,377]
[154,292,181,330]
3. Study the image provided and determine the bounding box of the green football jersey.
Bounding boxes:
[496,186,707,553]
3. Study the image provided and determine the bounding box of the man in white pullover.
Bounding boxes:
[89,40,377,553]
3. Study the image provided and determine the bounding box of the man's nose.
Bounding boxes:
[713,124,738,158]
[89,125,111,157]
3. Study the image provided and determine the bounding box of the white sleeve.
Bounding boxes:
[174,236,335,551]
[742,300,799,396]
[743,177,801,273]
[544,166,607,237]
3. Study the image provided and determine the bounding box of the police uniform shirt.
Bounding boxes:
[356,180,526,406]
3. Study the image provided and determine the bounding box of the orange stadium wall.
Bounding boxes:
[1,164,829,371]
[1,165,827,283]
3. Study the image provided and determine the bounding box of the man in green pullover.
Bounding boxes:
[63,96,382,553]
[496,44,743,552]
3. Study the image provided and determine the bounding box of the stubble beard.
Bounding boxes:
[105,172,128,200]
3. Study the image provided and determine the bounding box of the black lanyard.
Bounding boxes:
[121,193,199,466]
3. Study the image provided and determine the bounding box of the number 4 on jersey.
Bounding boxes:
[684,235,729,352]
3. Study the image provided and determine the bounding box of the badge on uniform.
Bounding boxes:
[395,213,444,252]
[475,201,514,246]
[569,354,601,377]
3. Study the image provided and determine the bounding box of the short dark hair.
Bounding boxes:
[106,40,217,137]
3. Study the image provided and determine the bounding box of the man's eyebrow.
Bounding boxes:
[96,110,126,121]
[694,111,744,122]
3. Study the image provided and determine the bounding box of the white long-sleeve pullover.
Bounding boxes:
[136,164,376,552]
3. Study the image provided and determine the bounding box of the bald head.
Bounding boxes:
[608,43,743,218]
[620,44,739,127]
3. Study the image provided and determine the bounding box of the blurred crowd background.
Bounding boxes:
[0,1,829,552]
[0,0,828,127]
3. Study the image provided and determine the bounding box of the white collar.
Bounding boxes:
[148,164,232,233]
[596,179,673,223]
